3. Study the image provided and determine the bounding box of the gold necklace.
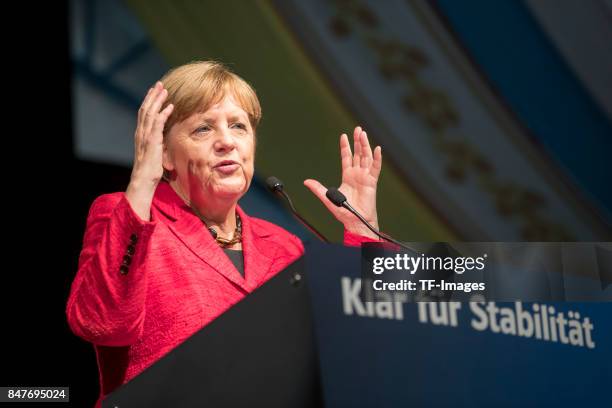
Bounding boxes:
[206,213,242,248]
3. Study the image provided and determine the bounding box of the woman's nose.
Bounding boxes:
[213,128,235,152]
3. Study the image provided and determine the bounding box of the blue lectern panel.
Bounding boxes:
[305,243,611,408]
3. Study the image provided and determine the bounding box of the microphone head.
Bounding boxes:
[265,176,284,193]
[326,187,347,207]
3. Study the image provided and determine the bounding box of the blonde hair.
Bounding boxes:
[160,60,262,135]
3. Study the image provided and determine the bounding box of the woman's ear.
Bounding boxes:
[162,139,174,173]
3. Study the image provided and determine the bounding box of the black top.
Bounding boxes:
[223,248,244,277]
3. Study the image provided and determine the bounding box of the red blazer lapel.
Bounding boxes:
[168,216,250,291]
[152,182,249,292]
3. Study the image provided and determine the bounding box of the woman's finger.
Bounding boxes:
[141,83,163,134]
[353,126,362,167]
[371,146,382,179]
[151,103,174,142]
[139,82,161,125]
[135,84,159,145]
[144,88,168,137]
[360,130,372,168]
[137,85,155,123]
[340,133,352,171]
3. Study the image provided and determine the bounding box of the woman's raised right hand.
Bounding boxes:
[126,81,174,221]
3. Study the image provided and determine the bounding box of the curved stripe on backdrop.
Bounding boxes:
[272,0,611,240]
[433,0,612,229]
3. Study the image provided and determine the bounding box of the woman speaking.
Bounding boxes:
[66,61,383,406]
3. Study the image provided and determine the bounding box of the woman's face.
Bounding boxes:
[163,94,255,204]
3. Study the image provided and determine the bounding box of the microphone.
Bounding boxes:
[326,187,413,250]
[265,176,330,243]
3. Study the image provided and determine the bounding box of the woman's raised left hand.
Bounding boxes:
[304,126,382,240]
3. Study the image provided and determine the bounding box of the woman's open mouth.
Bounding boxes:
[214,160,240,175]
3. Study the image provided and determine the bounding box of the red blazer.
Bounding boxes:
[66,181,373,406]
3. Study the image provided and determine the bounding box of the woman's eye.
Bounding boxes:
[231,122,247,130]
[195,125,211,133]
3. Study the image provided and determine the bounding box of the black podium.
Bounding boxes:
[102,257,322,408]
